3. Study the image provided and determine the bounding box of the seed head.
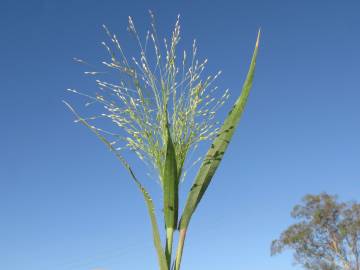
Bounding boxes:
[69,13,229,185]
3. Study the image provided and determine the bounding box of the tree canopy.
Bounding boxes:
[271,193,360,270]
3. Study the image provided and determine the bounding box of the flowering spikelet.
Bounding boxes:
[68,12,229,185]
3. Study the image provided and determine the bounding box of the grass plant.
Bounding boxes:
[65,12,260,270]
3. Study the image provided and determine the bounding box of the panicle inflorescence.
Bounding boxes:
[69,12,229,185]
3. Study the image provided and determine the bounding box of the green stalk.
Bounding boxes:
[165,227,174,268]
[174,228,187,270]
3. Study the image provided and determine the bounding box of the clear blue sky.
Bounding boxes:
[1,1,360,270]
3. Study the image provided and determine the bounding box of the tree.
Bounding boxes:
[271,193,360,270]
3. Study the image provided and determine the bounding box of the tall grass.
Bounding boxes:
[65,12,260,270]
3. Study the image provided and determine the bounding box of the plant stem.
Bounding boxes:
[166,227,174,268]
[174,228,187,270]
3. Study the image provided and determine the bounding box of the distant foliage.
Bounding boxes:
[272,193,360,270]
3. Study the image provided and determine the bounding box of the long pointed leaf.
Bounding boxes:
[179,30,260,230]
[163,122,179,267]
[163,122,179,230]
[64,101,169,270]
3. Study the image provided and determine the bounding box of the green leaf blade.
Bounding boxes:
[163,123,179,230]
[136,180,169,270]
[64,102,168,270]
[179,30,261,230]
